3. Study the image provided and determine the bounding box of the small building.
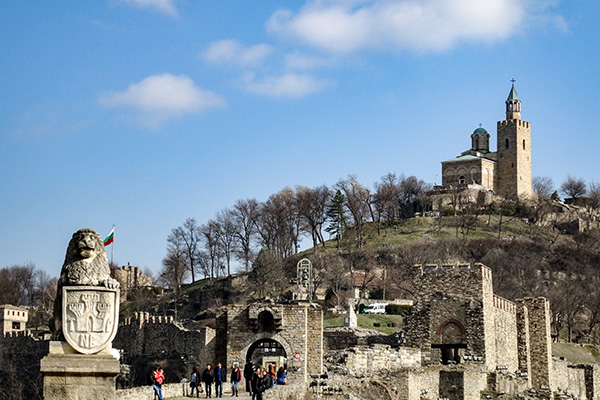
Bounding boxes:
[0,304,28,336]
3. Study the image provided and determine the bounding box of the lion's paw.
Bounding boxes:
[102,278,120,289]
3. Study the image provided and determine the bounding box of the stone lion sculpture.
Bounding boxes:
[53,228,119,339]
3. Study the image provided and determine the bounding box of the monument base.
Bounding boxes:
[41,341,120,400]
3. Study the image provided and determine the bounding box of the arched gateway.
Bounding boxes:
[215,303,323,384]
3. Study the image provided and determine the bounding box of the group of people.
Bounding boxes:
[152,361,287,399]
[243,362,287,400]
[188,362,240,398]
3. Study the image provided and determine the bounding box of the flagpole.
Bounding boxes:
[111,225,115,265]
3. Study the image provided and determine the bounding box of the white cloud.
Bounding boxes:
[100,74,226,126]
[118,0,178,17]
[203,39,274,67]
[241,72,328,98]
[266,0,540,53]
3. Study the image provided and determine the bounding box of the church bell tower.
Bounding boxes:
[496,81,533,200]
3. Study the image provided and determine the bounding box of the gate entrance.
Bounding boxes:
[246,338,287,367]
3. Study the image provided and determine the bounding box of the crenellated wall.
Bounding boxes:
[114,312,215,364]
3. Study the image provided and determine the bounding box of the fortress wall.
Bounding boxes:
[407,263,494,367]
[553,360,588,399]
[114,312,215,364]
[493,295,519,371]
[341,344,421,370]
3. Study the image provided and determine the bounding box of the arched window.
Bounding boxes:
[458,176,466,184]
[505,138,509,149]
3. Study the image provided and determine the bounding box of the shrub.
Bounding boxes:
[385,304,411,315]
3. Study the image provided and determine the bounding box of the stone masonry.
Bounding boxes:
[404,263,552,389]
[216,302,323,384]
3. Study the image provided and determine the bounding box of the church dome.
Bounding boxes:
[472,127,489,136]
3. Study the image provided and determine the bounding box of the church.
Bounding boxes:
[441,82,534,200]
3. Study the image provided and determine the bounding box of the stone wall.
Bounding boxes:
[340,344,421,371]
[115,312,215,364]
[116,382,188,399]
[552,360,600,400]
[493,295,518,371]
[218,303,323,385]
[519,297,553,389]
[404,263,494,368]
[396,366,487,400]
[323,327,394,351]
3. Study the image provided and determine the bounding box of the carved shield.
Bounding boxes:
[62,286,120,354]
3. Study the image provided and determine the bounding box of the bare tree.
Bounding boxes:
[296,185,331,250]
[167,218,203,282]
[216,209,239,276]
[232,198,260,272]
[257,188,300,260]
[200,220,222,279]
[249,248,285,299]
[560,176,587,199]
[160,249,188,292]
[533,176,554,201]
[588,181,600,208]
[372,173,401,235]
[336,175,371,249]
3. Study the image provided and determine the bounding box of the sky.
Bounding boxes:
[1,0,598,279]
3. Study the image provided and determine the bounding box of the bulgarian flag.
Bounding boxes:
[103,227,115,246]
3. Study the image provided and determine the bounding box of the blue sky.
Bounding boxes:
[1,0,597,279]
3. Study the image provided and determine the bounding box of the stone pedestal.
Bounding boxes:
[41,341,120,400]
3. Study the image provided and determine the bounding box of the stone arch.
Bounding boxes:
[436,318,466,344]
[245,338,288,365]
[239,332,293,364]
[469,167,478,184]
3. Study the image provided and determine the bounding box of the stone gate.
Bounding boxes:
[215,302,323,383]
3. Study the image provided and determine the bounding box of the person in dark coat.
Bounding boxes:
[202,364,215,398]
[190,366,201,397]
[230,363,242,397]
[243,362,254,395]
[214,362,225,398]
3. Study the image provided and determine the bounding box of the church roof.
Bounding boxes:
[441,154,482,163]
[472,127,489,136]
[442,153,496,164]
[507,84,519,102]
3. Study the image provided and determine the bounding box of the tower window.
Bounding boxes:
[522,139,526,150]
[459,176,466,184]
[505,138,509,149]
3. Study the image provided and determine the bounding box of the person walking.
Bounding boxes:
[214,362,225,398]
[151,366,165,400]
[230,363,242,397]
[202,364,214,398]
[190,366,200,397]
[243,362,254,396]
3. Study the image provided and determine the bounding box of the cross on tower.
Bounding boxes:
[510,78,516,85]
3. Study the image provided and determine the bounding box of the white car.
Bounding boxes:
[363,303,388,314]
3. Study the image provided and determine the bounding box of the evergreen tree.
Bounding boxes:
[325,190,347,251]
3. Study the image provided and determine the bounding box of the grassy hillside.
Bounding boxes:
[552,343,600,364]
[324,314,403,335]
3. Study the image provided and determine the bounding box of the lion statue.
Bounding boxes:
[53,228,120,339]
